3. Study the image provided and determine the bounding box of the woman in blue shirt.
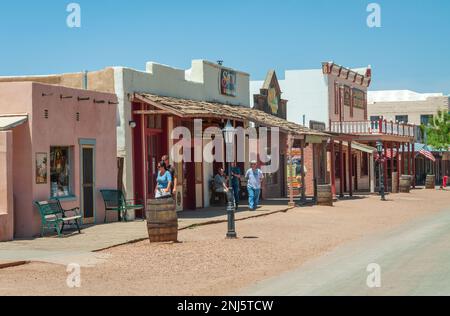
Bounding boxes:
[155,161,173,199]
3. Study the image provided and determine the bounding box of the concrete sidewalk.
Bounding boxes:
[0,202,294,267]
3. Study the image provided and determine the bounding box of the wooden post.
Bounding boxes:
[383,142,388,193]
[407,142,411,176]
[330,139,336,197]
[141,103,147,213]
[400,142,404,175]
[287,133,295,207]
[339,141,344,198]
[301,139,306,203]
[396,142,400,191]
[412,143,416,188]
[390,142,394,192]
[348,141,353,197]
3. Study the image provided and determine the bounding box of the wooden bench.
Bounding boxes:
[34,200,82,237]
[100,190,144,223]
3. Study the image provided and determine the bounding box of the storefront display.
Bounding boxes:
[50,146,71,198]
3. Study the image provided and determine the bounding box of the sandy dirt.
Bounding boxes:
[1,189,449,296]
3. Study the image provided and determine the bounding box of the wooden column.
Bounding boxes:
[412,143,416,188]
[390,142,394,192]
[300,139,306,203]
[400,142,405,175]
[141,103,147,212]
[396,142,400,190]
[348,141,353,197]
[407,142,411,176]
[330,140,336,197]
[383,142,388,193]
[287,134,295,207]
[339,141,344,198]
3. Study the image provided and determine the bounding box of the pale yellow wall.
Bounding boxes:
[368,96,449,125]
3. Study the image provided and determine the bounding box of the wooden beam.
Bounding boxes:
[133,110,171,115]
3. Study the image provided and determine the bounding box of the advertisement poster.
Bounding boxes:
[220,69,237,97]
[286,148,305,196]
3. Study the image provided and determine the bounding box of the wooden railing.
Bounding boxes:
[330,119,418,138]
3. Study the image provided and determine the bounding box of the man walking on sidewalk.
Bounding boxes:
[246,160,264,211]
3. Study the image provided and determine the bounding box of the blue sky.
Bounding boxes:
[0,0,449,94]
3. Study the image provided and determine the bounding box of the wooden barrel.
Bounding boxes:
[399,175,412,193]
[146,198,178,243]
[391,172,399,193]
[425,175,435,189]
[317,185,333,206]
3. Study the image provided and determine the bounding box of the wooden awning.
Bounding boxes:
[133,93,330,138]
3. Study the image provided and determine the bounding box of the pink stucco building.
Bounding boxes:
[0,82,118,240]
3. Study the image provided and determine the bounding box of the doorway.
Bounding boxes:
[146,133,162,200]
[80,144,95,224]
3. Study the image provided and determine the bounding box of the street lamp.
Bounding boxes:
[223,120,237,239]
[376,141,386,201]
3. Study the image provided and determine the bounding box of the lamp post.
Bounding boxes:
[376,141,386,201]
[223,120,237,239]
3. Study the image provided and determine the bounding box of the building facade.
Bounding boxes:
[368,90,450,186]
[0,82,117,239]
[368,90,449,125]
[258,62,376,195]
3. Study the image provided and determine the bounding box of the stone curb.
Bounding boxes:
[0,261,30,270]
[93,206,296,253]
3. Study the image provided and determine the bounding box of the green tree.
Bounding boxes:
[423,110,450,150]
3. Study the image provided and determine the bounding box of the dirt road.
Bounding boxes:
[1,189,449,296]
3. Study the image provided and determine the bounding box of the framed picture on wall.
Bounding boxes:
[35,152,48,184]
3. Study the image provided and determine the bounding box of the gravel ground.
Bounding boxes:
[1,189,449,296]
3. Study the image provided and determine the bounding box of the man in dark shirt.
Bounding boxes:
[162,155,177,195]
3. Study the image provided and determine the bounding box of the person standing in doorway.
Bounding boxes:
[229,162,242,209]
[162,155,177,195]
[155,161,172,199]
[246,160,264,211]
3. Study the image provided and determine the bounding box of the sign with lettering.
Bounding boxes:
[309,120,326,132]
[353,89,366,109]
[220,69,237,97]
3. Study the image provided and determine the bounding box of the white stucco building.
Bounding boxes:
[250,63,372,127]
[368,90,450,126]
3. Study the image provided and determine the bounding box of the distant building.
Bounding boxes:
[368,90,450,126]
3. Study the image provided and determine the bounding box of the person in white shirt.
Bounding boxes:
[245,160,264,211]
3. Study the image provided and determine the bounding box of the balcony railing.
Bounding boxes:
[330,119,419,139]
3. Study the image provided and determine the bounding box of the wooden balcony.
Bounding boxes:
[330,119,419,139]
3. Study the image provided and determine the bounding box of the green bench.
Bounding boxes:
[34,200,82,237]
[100,190,144,223]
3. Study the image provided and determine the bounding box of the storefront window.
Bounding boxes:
[50,147,73,198]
